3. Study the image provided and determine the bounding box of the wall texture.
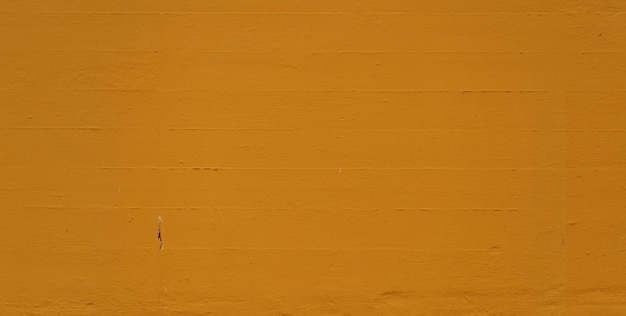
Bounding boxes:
[1,1,626,315]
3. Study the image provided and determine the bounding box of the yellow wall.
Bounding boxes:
[1,1,626,314]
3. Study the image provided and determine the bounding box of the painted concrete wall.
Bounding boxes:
[1,1,626,314]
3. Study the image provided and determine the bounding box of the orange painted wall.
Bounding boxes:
[1,1,626,315]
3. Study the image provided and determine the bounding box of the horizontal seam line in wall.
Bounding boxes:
[2,11,624,15]
[4,89,626,93]
[2,50,625,54]
[0,206,521,211]
[0,167,618,171]
[0,247,506,252]
[1,127,625,131]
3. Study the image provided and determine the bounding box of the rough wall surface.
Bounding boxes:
[1,1,626,315]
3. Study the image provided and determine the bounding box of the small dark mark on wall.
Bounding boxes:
[157,216,163,250]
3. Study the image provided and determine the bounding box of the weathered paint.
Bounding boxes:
[1,1,626,314]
